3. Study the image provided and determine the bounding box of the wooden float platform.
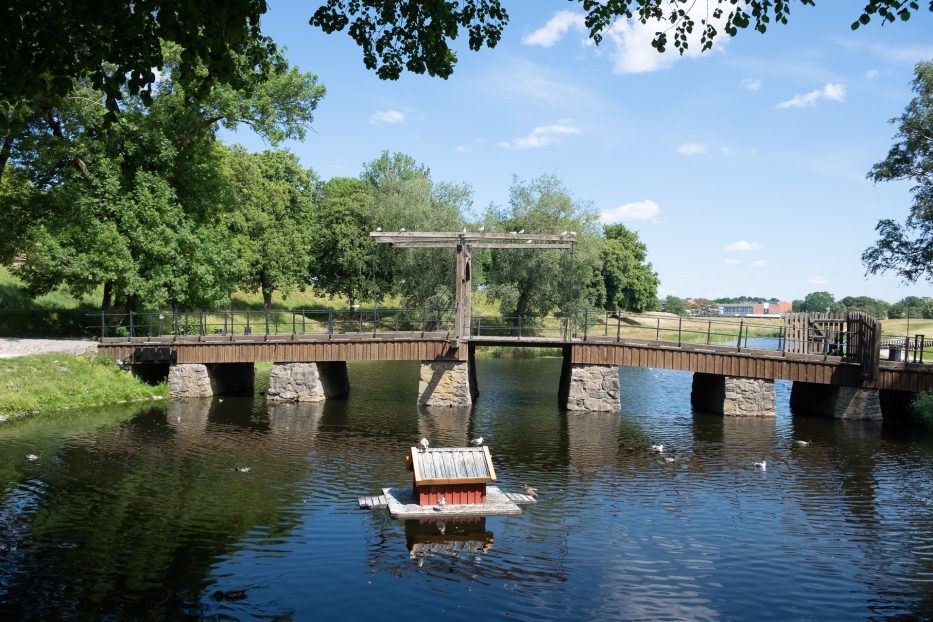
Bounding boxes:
[358,486,535,519]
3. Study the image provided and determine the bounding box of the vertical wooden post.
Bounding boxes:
[129,310,134,338]
[737,319,744,350]
[678,316,682,347]
[707,320,711,345]
[454,240,472,341]
[604,311,609,336]
[656,317,660,341]
[328,310,334,335]
[100,311,106,338]
[616,312,621,341]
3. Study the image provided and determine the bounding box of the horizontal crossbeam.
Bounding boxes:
[377,241,573,249]
[370,231,575,246]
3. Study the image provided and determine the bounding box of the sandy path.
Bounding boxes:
[0,338,98,359]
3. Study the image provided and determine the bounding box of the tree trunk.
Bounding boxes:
[0,132,12,183]
[511,288,530,337]
[101,281,113,311]
[43,108,91,179]
[262,288,273,311]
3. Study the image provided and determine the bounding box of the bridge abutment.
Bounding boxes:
[267,362,350,402]
[168,363,254,398]
[790,382,882,420]
[559,353,621,412]
[418,360,474,407]
[691,373,776,416]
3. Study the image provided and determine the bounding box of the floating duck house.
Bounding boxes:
[408,446,496,506]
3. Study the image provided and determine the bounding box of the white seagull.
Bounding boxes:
[754,460,767,470]
[469,437,484,446]
[434,496,446,511]
[651,444,664,453]
[795,440,810,447]
[420,437,430,452]
[26,453,39,461]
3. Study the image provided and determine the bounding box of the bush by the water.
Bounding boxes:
[0,353,167,419]
[911,391,933,428]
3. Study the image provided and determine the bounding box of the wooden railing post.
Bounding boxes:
[328,310,334,335]
[737,319,744,350]
[129,311,134,337]
[100,311,106,338]
[678,316,682,347]
[616,311,621,341]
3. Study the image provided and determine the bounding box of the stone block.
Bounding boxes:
[692,373,775,417]
[168,364,214,398]
[267,362,342,402]
[561,364,620,412]
[418,361,472,408]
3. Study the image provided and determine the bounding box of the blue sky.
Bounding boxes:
[225,1,933,303]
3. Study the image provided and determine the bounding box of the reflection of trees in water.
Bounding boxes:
[0,403,311,620]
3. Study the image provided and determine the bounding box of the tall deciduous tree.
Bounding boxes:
[599,224,659,313]
[482,175,602,327]
[310,177,378,305]
[661,295,690,316]
[224,148,317,309]
[0,46,324,310]
[863,60,933,284]
[362,151,468,309]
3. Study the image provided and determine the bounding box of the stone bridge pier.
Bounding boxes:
[168,363,255,398]
[691,373,776,417]
[790,382,882,420]
[267,362,350,402]
[558,348,621,412]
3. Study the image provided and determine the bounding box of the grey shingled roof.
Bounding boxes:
[410,447,495,484]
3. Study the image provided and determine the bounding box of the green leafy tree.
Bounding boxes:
[888,296,933,319]
[689,298,720,315]
[839,295,891,318]
[661,295,689,316]
[1,46,323,310]
[599,224,659,312]
[863,61,933,284]
[310,177,378,305]
[311,1,927,81]
[482,175,602,329]
[799,291,842,313]
[224,148,317,309]
[362,151,468,308]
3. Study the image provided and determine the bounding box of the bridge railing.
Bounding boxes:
[470,311,787,349]
[90,308,457,338]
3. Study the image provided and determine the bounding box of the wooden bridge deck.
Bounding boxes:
[97,332,933,393]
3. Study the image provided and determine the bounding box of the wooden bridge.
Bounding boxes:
[96,308,932,420]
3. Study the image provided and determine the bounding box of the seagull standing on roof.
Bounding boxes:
[469,437,484,446]
[420,437,429,452]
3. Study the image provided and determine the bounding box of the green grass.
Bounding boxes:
[0,266,100,337]
[474,346,563,359]
[0,353,168,419]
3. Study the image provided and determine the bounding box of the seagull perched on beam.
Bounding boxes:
[469,437,484,446]
[375,226,382,232]
[420,437,429,452]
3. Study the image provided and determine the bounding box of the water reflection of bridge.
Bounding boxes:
[98,309,931,420]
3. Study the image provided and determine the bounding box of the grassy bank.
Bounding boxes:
[474,346,564,359]
[0,353,168,420]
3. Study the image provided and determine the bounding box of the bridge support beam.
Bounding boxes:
[790,382,882,420]
[267,362,350,402]
[559,355,621,412]
[691,373,776,416]
[418,360,474,408]
[168,363,254,398]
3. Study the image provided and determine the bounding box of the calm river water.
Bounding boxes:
[2,359,933,620]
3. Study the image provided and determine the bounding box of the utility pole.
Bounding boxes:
[370,230,575,343]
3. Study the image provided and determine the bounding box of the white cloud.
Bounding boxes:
[497,120,581,150]
[724,258,741,265]
[741,78,762,91]
[370,109,406,124]
[484,57,609,111]
[776,83,846,109]
[835,39,933,64]
[522,10,586,47]
[751,259,769,268]
[677,143,708,156]
[865,69,880,80]
[601,6,730,74]
[523,7,727,75]
[600,199,660,223]
[808,275,829,285]
[724,240,762,252]
[455,145,471,153]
